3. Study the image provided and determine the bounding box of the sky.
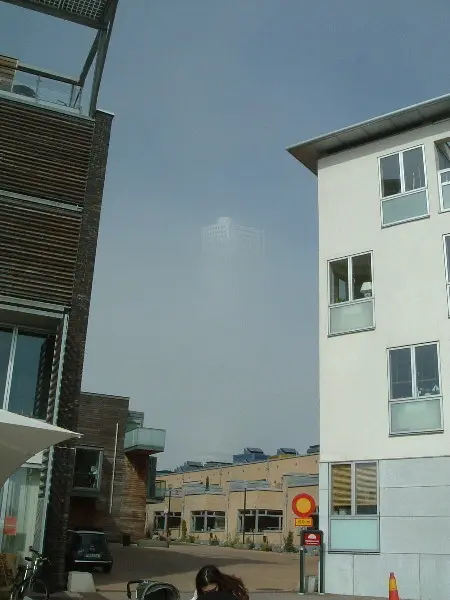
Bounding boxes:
[0,0,449,468]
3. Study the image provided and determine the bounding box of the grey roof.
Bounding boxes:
[2,0,115,27]
[287,93,450,175]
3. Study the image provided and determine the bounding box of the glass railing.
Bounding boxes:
[0,69,82,112]
[124,427,166,452]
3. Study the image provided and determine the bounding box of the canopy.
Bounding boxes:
[0,409,81,488]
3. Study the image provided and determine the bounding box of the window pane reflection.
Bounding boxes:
[7,332,53,418]
[0,329,13,409]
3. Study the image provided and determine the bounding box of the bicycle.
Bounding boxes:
[9,546,50,600]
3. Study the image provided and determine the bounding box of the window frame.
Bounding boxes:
[387,341,443,436]
[329,461,379,554]
[436,141,450,213]
[237,508,283,533]
[378,145,429,227]
[191,510,226,533]
[327,251,375,336]
[72,446,103,491]
[443,234,450,316]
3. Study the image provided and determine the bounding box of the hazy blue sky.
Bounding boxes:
[1,0,449,468]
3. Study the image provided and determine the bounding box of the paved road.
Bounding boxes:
[94,544,318,593]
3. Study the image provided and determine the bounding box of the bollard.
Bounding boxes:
[298,546,305,595]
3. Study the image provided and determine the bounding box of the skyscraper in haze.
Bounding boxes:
[202,217,265,259]
[201,217,265,316]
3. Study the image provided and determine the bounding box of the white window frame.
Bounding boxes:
[436,141,450,213]
[443,235,450,315]
[327,251,375,336]
[72,446,103,491]
[329,461,379,554]
[191,510,226,532]
[378,145,429,227]
[387,342,443,436]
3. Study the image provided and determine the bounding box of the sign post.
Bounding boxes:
[291,493,317,595]
[300,530,325,595]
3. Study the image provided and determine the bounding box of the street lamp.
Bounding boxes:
[242,486,247,545]
[165,485,172,545]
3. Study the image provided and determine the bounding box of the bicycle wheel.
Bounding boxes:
[8,584,22,600]
[24,578,49,600]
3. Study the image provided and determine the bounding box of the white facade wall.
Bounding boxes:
[319,119,450,463]
[318,118,450,599]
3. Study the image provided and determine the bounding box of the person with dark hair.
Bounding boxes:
[194,565,249,600]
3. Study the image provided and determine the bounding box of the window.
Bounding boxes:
[154,512,181,531]
[444,235,450,314]
[191,511,225,532]
[0,327,55,419]
[328,253,374,335]
[237,509,283,533]
[436,141,450,211]
[73,447,102,490]
[330,462,378,552]
[388,343,442,435]
[379,146,428,226]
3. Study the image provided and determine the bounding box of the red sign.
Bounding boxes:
[303,531,321,547]
[292,493,316,518]
[3,517,17,536]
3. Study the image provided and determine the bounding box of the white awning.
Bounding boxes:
[0,409,81,487]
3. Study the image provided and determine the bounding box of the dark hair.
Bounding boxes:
[195,565,249,600]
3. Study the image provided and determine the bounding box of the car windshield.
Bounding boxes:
[74,532,108,553]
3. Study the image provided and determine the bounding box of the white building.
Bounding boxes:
[288,94,450,600]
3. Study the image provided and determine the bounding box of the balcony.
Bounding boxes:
[0,55,82,114]
[124,427,166,455]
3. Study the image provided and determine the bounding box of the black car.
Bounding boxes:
[66,528,113,573]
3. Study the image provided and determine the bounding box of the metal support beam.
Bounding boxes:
[88,0,118,116]
[79,30,101,87]
[18,62,79,86]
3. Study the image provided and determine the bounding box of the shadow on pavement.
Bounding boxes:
[94,545,267,589]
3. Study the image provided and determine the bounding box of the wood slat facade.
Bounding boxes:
[0,195,81,306]
[0,97,94,206]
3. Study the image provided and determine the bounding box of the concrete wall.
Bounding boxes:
[321,457,450,600]
[318,119,450,463]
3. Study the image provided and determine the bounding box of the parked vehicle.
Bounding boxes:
[66,528,113,573]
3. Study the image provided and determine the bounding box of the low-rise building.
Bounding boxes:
[69,392,166,542]
[146,447,318,547]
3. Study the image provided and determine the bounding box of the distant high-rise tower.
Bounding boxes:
[202,217,265,260]
[201,218,265,317]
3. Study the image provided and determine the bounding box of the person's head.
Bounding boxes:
[195,565,248,600]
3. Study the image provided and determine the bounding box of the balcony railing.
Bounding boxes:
[0,56,82,113]
[124,427,166,454]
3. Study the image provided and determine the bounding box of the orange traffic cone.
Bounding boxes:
[389,572,400,600]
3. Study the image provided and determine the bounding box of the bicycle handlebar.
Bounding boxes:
[126,580,147,599]
[27,547,51,564]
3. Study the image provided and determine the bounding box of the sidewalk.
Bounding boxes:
[59,592,388,600]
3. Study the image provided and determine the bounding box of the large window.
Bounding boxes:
[379,146,428,226]
[0,466,40,553]
[388,343,442,435]
[191,511,225,532]
[436,141,450,211]
[0,327,54,419]
[444,235,450,314]
[238,509,283,533]
[73,447,102,490]
[330,462,378,552]
[328,253,374,335]
[154,512,181,531]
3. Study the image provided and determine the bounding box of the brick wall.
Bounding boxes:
[69,393,130,538]
[43,110,114,592]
